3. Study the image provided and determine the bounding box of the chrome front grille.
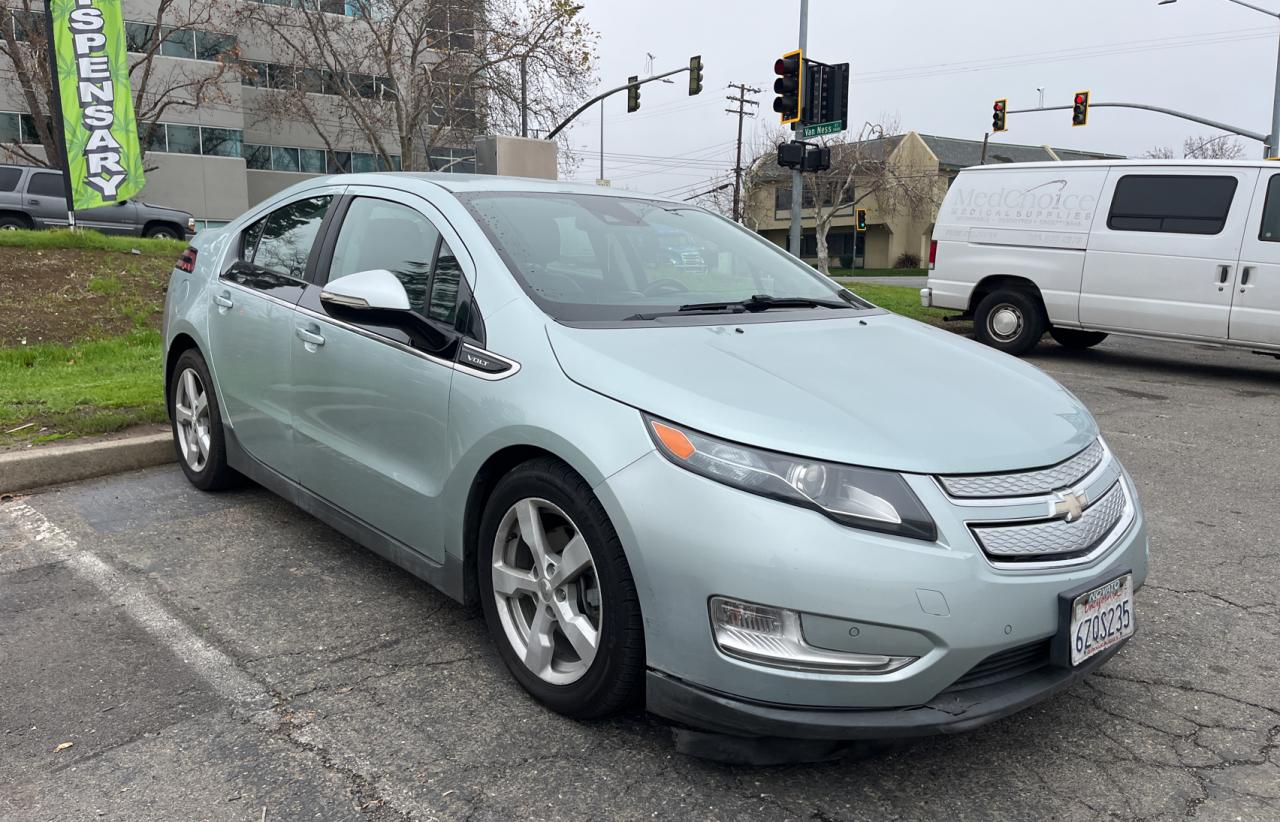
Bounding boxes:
[939,440,1105,499]
[971,480,1129,565]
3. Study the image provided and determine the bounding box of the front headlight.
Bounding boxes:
[645,415,937,542]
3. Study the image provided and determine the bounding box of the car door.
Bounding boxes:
[1231,171,1280,348]
[24,170,70,228]
[77,200,139,235]
[205,189,340,479]
[290,187,477,561]
[1079,167,1257,339]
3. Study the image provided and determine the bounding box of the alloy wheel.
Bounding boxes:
[491,498,602,685]
[173,367,211,472]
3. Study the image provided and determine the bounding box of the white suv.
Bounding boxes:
[922,159,1280,357]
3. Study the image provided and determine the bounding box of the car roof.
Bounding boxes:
[306,172,680,203]
[960,158,1280,173]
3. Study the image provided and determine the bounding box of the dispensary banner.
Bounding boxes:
[49,0,145,210]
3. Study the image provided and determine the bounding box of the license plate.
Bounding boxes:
[1069,574,1134,666]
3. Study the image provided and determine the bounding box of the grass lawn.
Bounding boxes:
[845,282,970,332]
[829,267,928,278]
[0,229,177,447]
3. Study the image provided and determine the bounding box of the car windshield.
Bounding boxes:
[457,191,871,322]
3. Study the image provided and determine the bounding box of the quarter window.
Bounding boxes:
[1259,175,1280,243]
[327,198,441,314]
[428,241,462,323]
[0,167,21,192]
[1107,175,1238,235]
[251,196,332,279]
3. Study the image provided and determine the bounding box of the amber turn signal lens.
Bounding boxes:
[650,421,696,460]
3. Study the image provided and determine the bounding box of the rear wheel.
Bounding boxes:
[1050,327,1109,349]
[144,224,180,240]
[169,349,239,491]
[0,214,31,231]
[477,457,644,719]
[974,289,1046,355]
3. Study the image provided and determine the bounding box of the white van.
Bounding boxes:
[922,160,1280,357]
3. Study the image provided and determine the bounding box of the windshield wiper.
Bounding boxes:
[623,293,855,322]
[677,294,855,313]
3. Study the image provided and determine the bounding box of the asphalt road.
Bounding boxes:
[3,334,1279,821]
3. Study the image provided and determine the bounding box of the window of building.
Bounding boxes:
[351,152,376,173]
[271,145,300,172]
[195,30,236,61]
[1260,175,1280,243]
[0,166,22,192]
[125,21,155,52]
[1107,175,1239,235]
[428,147,475,173]
[328,197,441,312]
[241,60,269,87]
[300,149,327,173]
[144,124,168,152]
[27,172,64,198]
[160,27,195,59]
[252,196,332,279]
[201,127,242,157]
[165,124,202,155]
[0,112,19,145]
[327,150,352,174]
[244,143,270,169]
[11,10,43,42]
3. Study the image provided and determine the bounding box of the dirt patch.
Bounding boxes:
[0,246,177,346]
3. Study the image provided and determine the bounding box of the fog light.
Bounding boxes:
[709,597,916,674]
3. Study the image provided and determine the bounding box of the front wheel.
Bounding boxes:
[144,224,180,240]
[974,290,1046,355]
[169,349,239,491]
[477,457,644,719]
[1050,327,1109,349]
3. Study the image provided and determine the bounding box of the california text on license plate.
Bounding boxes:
[1069,574,1134,666]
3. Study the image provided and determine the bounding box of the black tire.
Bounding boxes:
[144,224,180,240]
[1050,327,1109,349]
[477,457,644,719]
[168,349,239,491]
[974,289,1047,355]
[0,214,31,231]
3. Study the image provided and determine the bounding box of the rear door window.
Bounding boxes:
[1107,175,1238,235]
[27,172,63,198]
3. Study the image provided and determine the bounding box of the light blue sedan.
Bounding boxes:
[163,174,1148,755]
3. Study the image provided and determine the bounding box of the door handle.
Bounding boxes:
[1218,265,1232,284]
[295,326,326,347]
[1241,266,1254,289]
[212,292,234,310]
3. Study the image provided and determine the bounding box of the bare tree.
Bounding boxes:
[236,0,596,172]
[0,0,238,167]
[807,122,937,274]
[1144,134,1246,160]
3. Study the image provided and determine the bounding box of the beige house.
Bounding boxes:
[746,131,1122,269]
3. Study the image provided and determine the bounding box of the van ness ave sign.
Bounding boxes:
[51,0,144,209]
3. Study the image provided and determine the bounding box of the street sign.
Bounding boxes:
[800,120,843,139]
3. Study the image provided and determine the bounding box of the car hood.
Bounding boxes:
[544,313,1097,475]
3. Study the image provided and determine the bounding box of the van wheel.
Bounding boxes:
[1050,327,1109,349]
[477,457,645,720]
[974,290,1046,355]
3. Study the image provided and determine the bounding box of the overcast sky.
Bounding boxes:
[558,0,1278,199]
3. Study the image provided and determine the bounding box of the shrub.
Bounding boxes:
[839,253,854,269]
[894,252,922,269]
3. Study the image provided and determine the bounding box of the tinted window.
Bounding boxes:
[1259,175,1280,243]
[167,124,201,155]
[0,167,21,192]
[1107,175,1238,235]
[27,172,63,197]
[429,241,462,323]
[160,27,195,58]
[252,196,332,279]
[328,198,441,314]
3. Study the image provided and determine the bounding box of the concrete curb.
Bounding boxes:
[0,433,175,495]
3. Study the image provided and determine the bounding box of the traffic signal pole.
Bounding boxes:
[790,0,808,257]
[1004,101,1268,145]
[545,63,699,140]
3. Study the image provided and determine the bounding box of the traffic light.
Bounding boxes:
[777,141,805,169]
[992,99,1008,133]
[1072,91,1090,126]
[856,209,868,232]
[802,144,831,172]
[818,62,850,131]
[627,75,640,113]
[688,55,704,96]
[773,49,804,125]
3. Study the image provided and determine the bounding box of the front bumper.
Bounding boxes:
[596,450,1149,713]
[648,640,1124,741]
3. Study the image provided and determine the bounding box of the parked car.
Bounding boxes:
[164,174,1147,753]
[923,159,1280,357]
[0,163,194,238]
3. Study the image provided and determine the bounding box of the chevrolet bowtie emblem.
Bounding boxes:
[1050,490,1087,523]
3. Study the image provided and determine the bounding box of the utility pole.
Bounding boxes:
[790,0,809,256]
[725,83,760,223]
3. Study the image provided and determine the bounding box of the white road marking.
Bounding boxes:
[3,500,269,708]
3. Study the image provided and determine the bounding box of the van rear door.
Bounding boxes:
[1231,171,1280,348]
[1079,167,1257,340]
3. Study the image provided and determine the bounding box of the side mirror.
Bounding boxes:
[320,269,410,311]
